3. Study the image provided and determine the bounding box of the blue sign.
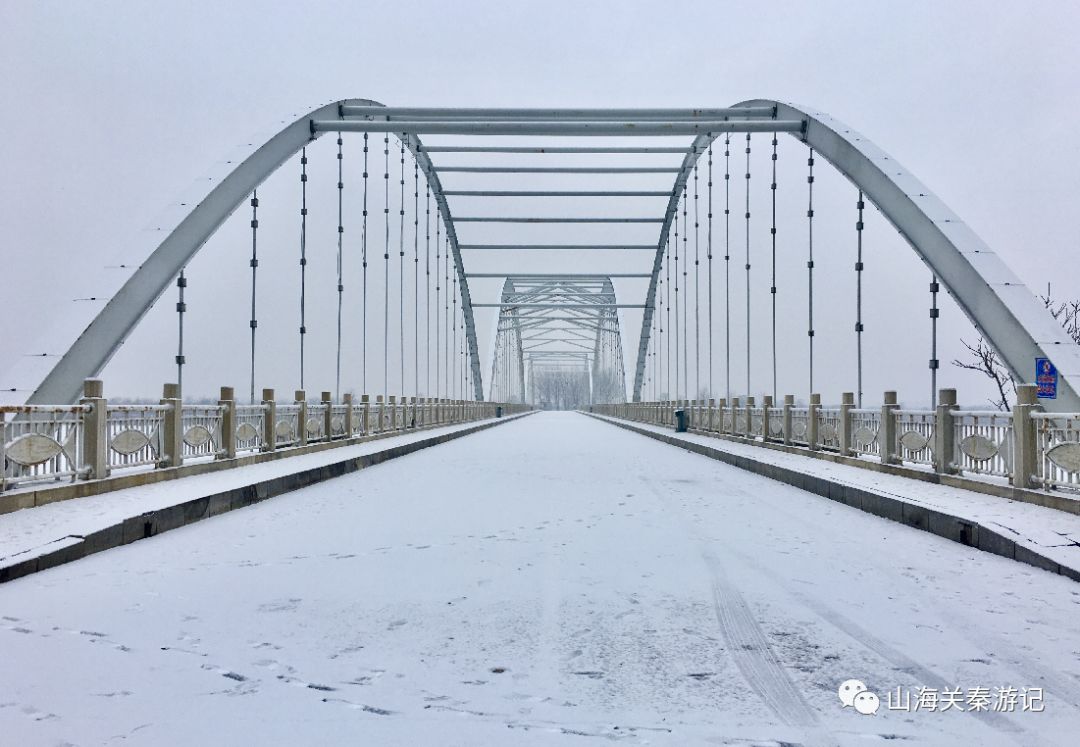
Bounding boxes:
[1036,357,1058,399]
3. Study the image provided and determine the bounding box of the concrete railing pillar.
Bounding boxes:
[219,386,237,460]
[745,397,755,439]
[808,393,821,451]
[1012,384,1040,488]
[389,395,398,431]
[360,394,371,435]
[730,397,740,436]
[707,398,716,432]
[762,395,773,441]
[881,390,898,464]
[839,392,854,457]
[295,390,308,446]
[343,393,354,437]
[80,378,108,480]
[376,395,385,432]
[934,388,958,474]
[261,388,276,452]
[717,398,726,433]
[782,395,794,445]
[322,391,333,441]
[160,382,183,468]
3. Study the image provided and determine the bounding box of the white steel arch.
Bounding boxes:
[631,100,1080,411]
[25,99,486,405]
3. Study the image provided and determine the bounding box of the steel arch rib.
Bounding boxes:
[27,99,485,404]
[633,100,1080,411]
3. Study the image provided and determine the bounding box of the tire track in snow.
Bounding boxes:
[643,478,831,745]
[726,545,1042,746]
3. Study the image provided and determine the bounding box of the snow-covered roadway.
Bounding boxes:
[1,411,1078,745]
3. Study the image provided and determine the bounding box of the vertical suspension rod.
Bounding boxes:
[248,190,259,404]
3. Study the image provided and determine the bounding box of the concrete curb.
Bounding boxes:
[1,413,531,584]
[587,413,1080,583]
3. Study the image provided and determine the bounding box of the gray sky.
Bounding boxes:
[1,0,1078,407]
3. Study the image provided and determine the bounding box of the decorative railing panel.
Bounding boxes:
[235,404,265,454]
[107,404,169,470]
[180,404,225,460]
[1033,412,1080,493]
[817,408,842,451]
[952,410,1013,480]
[789,408,810,446]
[1,405,89,489]
[850,409,881,458]
[894,410,935,468]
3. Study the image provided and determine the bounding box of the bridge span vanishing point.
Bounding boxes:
[3,103,1080,745]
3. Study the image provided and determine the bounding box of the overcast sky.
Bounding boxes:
[1,0,1077,407]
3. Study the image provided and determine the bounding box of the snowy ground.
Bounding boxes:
[1,411,1078,746]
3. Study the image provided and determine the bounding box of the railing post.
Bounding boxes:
[839,391,854,457]
[390,395,400,431]
[322,391,333,441]
[219,386,237,460]
[783,395,793,445]
[729,397,740,436]
[161,382,183,468]
[745,396,755,439]
[881,390,898,464]
[707,398,716,432]
[1012,384,1039,488]
[376,395,385,432]
[934,388,958,474]
[361,394,371,435]
[717,398,726,433]
[295,390,308,446]
[343,393,354,437]
[762,395,773,442]
[808,393,821,451]
[80,378,108,480]
[262,388,276,452]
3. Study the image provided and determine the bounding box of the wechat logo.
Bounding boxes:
[839,679,880,715]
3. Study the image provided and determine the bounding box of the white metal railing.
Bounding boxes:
[850,409,882,458]
[305,403,327,443]
[789,407,810,446]
[817,408,842,451]
[894,409,935,468]
[235,404,265,454]
[592,394,1079,502]
[107,404,170,470]
[1,404,90,490]
[330,405,349,439]
[2,388,526,494]
[952,409,1013,480]
[180,404,226,461]
[765,407,785,441]
[1033,411,1080,493]
[275,404,302,447]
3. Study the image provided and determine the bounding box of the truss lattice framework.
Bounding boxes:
[490,276,627,406]
[25,100,1080,411]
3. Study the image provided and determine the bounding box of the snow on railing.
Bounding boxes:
[894,409,935,468]
[591,385,1076,502]
[850,409,881,458]
[107,404,170,470]
[235,405,265,454]
[1033,411,1080,493]
[1,381,527,495]
[951,410,1013,480]
[1,404,91,490]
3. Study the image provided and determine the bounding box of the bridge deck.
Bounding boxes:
[1,412,1077,744]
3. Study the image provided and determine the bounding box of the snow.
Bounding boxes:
[594,414,1080,577]
[1,411,1079,745]
[0,418,510,566]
